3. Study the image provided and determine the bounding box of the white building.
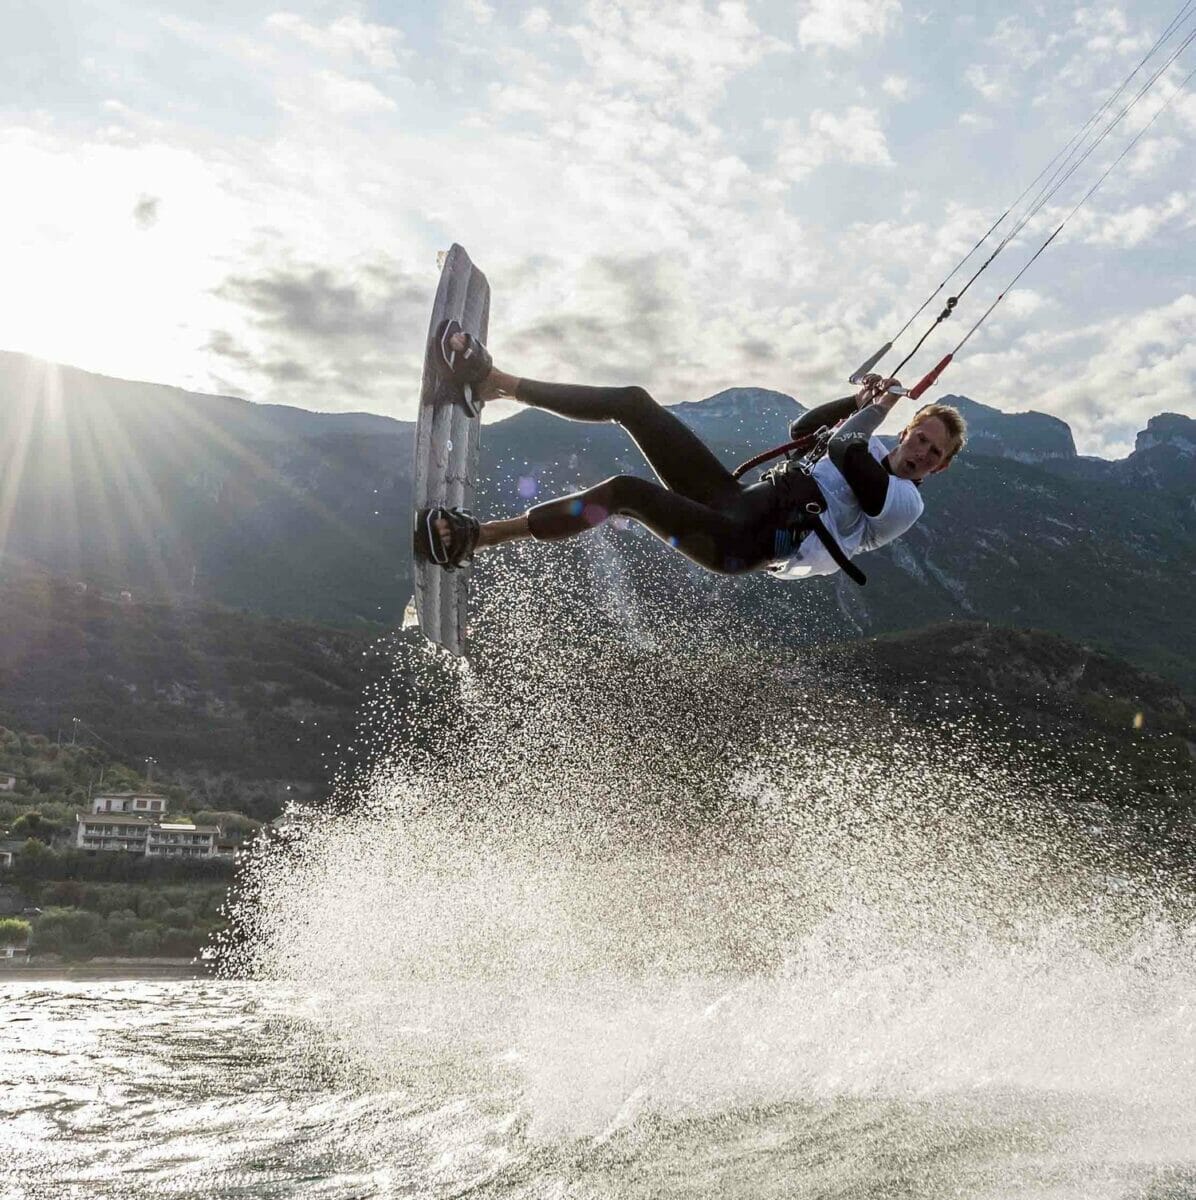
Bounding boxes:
[76,813,153,853]
[75,814,228,858]
[146,822,220,859]
[91,792,167,816]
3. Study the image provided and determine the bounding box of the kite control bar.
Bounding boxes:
[848,352,954,402]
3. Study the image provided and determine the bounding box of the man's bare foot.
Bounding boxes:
[447,332,520,403]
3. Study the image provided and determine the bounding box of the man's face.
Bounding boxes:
[890,416,954,481]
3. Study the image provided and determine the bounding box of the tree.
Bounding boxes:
[12,811,60,840]
[33,908,111,958]
[127,927,162,956]
[193,810,261,837]
[0,918,31,947]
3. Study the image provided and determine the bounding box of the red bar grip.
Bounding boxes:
[908,353,952,400]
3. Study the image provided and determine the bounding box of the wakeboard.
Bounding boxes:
[408,244,490,656]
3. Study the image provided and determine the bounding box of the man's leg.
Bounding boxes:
[446,334,740,508]
[516,381,741,509]
[524,474,772,575]
[434,476,770,572]
[476,514,530,549]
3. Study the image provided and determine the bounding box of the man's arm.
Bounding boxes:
[788,396,857,441]
[827,380,904,517]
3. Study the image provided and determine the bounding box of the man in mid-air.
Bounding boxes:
[416,329,965,586]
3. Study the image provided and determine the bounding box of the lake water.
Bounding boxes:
[3,960,1195,1200]
[8,560,1196,1198]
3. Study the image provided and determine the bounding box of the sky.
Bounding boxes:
[3,0,1194,456]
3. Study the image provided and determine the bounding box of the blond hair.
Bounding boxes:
[902,403,966,469]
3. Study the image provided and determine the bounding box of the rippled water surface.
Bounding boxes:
[2,971,1195,1200]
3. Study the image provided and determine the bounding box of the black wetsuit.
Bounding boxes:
[518,380,893,575]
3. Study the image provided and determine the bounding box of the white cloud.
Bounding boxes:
[3,0,1192,439]
[0,126,251,388]
[953,295,1196,456]
[964,63,1008,102]
[1000,289,1051,319]
[1049,295,1196,454]
[986,15,1056,69]
[1171,89,1196,134]
[1072,4,1144,59]
[775,107,892,181]
[265,12,405,70]
[798,0,902,50]
[521,7,552,34]
[466,0,496,24]
[487,81,554,116]
[311,71,397,117]
[563,0,788,111]
[1052,5,1153,95]
[882,75,912,100]
[1074,192,1194,248]
[1125,135,1181,178]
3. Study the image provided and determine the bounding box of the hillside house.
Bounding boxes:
[76,813,154,853]
[146,822,222,859]
[76,814,229,857]
[0,839,27,868]
[91,792,167,816]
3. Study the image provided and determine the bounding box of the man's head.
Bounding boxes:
[888,403,967,481]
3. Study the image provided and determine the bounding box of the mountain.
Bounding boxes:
[0,564,411,815]
[0,556,1191,820]
[0,351,413,624]
[1118,413,1196,492]
[938,395,1077,462]
[2,351,1194,685]
[667,387,803,446]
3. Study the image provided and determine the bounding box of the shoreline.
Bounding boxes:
[0,957,212,981]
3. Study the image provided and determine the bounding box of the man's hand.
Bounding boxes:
[854,374,903,412]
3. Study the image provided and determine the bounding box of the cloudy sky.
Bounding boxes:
[4,0,1194,454]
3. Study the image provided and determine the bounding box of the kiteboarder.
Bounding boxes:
[415,330,965,585]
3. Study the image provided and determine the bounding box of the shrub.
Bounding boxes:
[33,908,112,958]
[42,880,85,906]
[106,911,141,948]
[159,926,200,957]
[12,812,58,839]
[126,928,163,956]
[0,917,31,947]
[193,810,261,837]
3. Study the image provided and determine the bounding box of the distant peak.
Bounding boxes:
[1135,412,1196,457]
[938,393,1076,462]
[678,387,802,414]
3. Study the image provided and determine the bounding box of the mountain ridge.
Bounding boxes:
[1,350,1193,686]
